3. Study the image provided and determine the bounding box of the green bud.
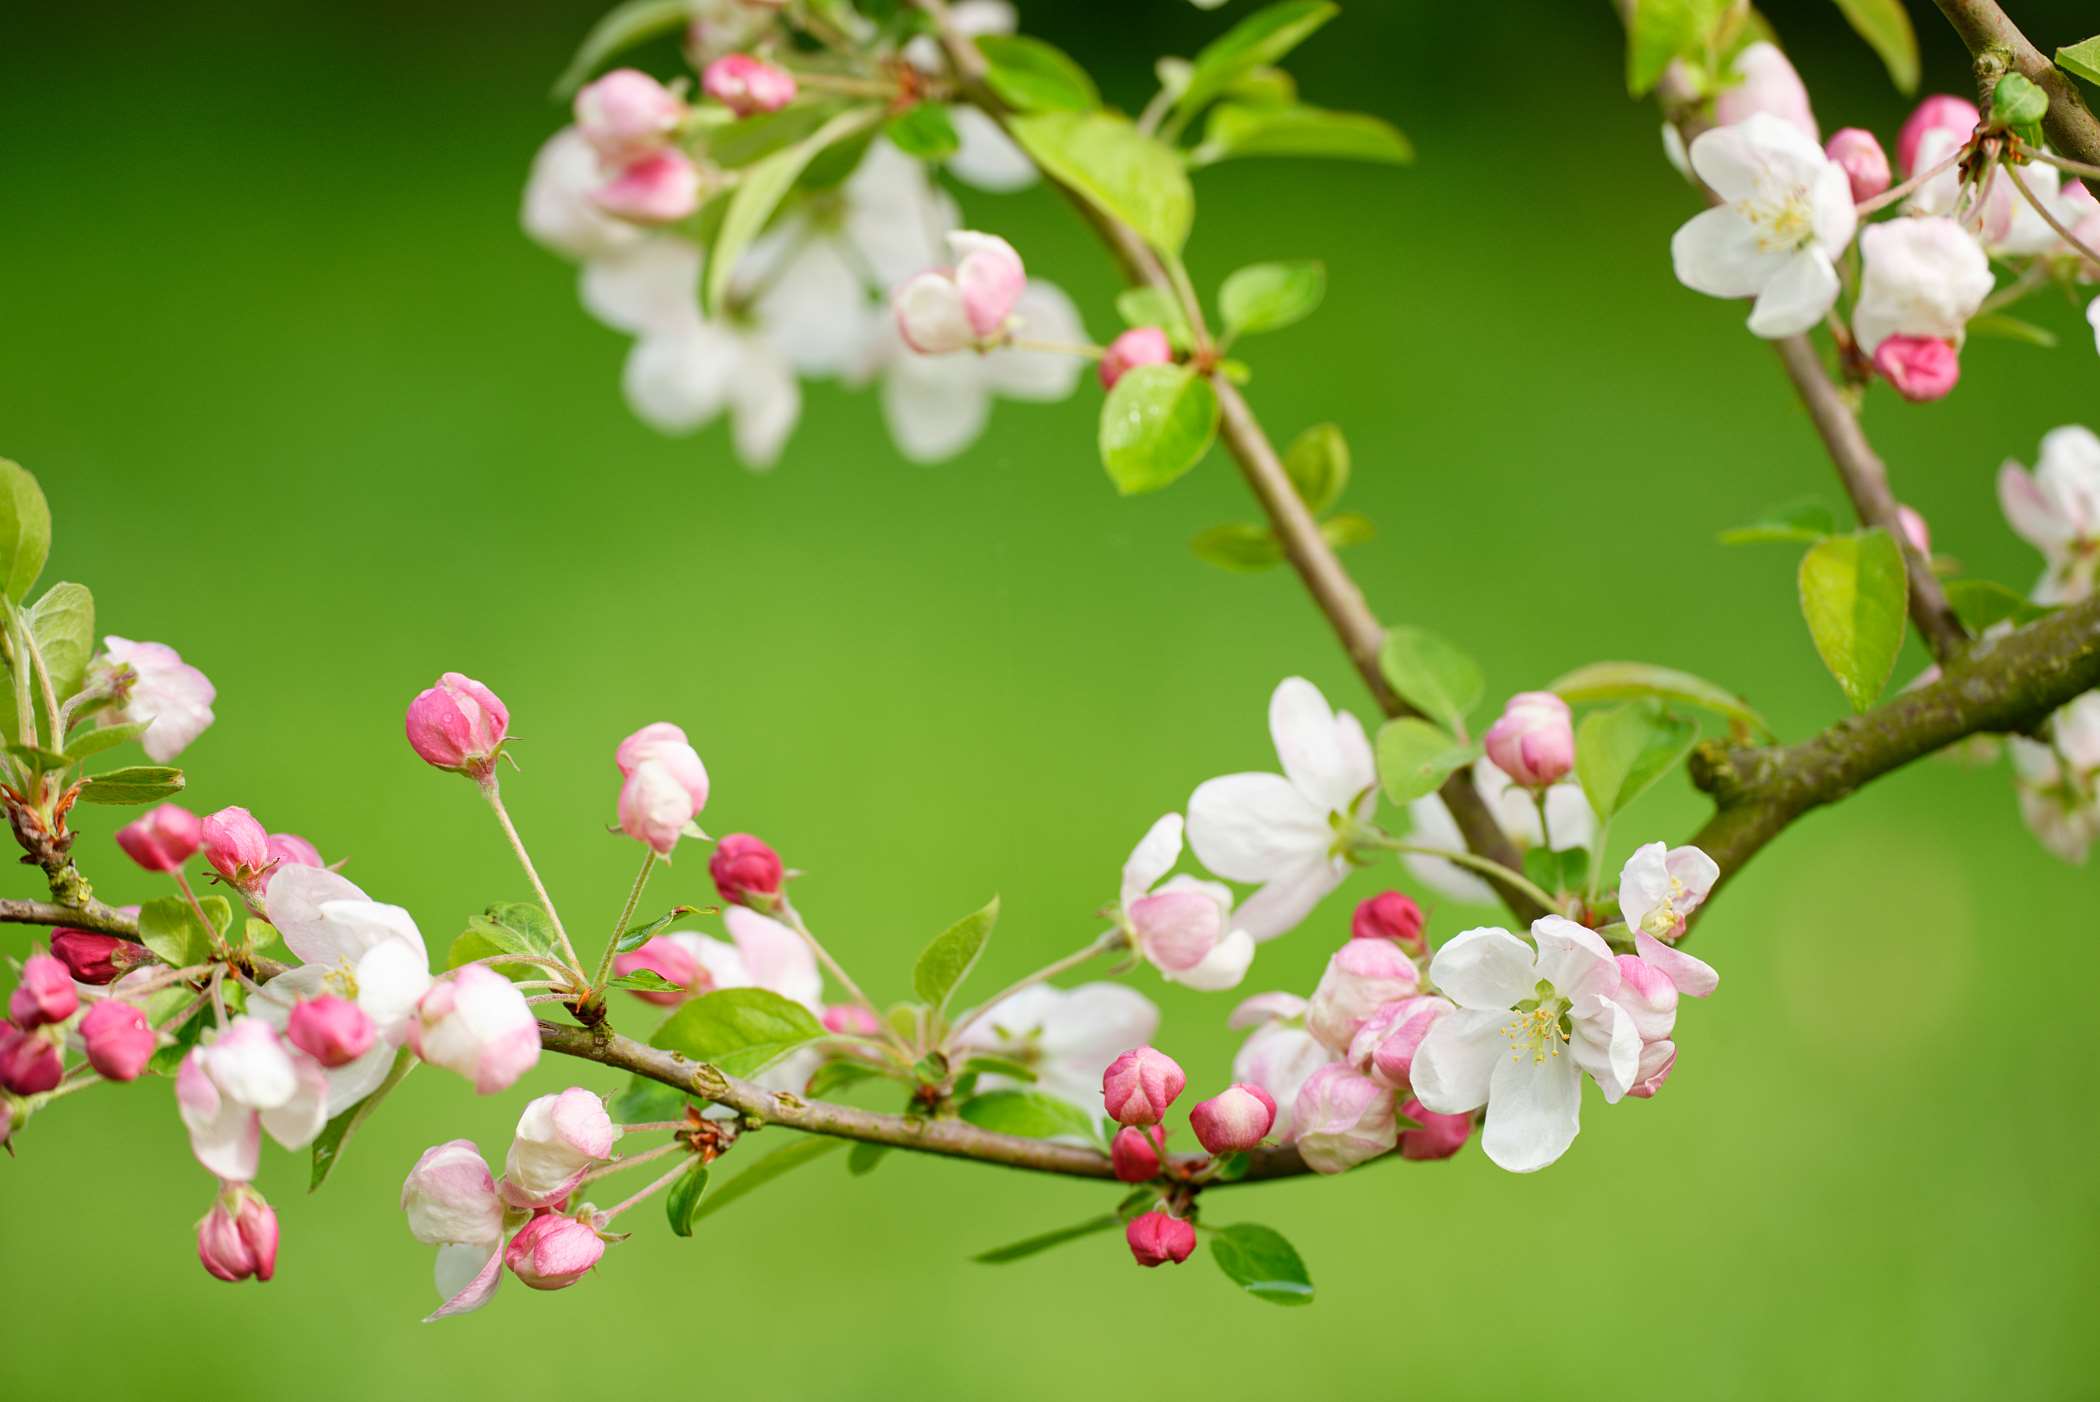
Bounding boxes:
[1989,73,2049,133]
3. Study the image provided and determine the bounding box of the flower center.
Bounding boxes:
[1503,982,1571,1065]
[1638,876,1688,938]
[1738,192,1813,252]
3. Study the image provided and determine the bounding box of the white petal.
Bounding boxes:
[265,865,371,965]
[1635,930,1721,997]
[1164,928,1254,991]
[1746,248,1838,338]
[1427,926,1538,1011]
[947,107,1039,191]
[1185,772,1329,881]
[752,240,872,377]
[1268,678,1360,813]
[1672,206,1788,299]
[427,1242,503,1322]
[1568,994,1641,1102]
[259,1052,330,1149]
[1230,858,1344,942]
[1481,1047,1582,1173]
[579,236,703,337]
[1227,991,1307,1029]
[724,906,822,1011]
[1530,915,1619,1002]
[624,328,736,434]
[981,282,1087,400]
[1120,813,1184,908]
[881,355,992,462]
[356,938,435,1037]
[1408,1009,1506,1114]
[727,342,802,470]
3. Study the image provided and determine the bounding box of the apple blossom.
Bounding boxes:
[1874,335,1960,402]
[504,1088,616,1209]
[50,928,152,985]
[115,803,202,873]
[1304,938,1420,1052]
[824,1004,882,1036]
[1897,95,1979,178]
[1406,758,1595,904]
[1711,42,1818,143]
[1998,426,2100,604]
[1825,127,1890,202]
[1397,1097,1472,1161]
[1350,890,1425,953]
[265,832,323,875]
[1349,993,1452,1089]
[1482,690,1574,790]
[1189,1082,1277,1153]
[286,995,376,1069]
[2008,694,2100,862]
[1124,1211,1196,1267]
[614,906,819,1019]
[1186,677,1376,941]
[523,127,645,262]
[1100,326,1173,389]
[1116,814,1255,991]
[402,1139,511,1320]
[80,999,155,1081]
[893,231,1028,353]
[1671,113,1856,338]
[702,54,796,116]
[177,1020,329,1181]
[956,981,1159,1112]
[574,68,685,161]
[1102,1046,1186,1127]
[411,965,542,1095]
[10,952,76,1029]
[404,673,510,781]
[88,637,216,762]
[1411,917,1641,1172]
[616,722,710,856]
[1291,1063,1397,1174]
[197,1186,278,1284]
[1227,992,1332,1139]
[1850,217,1992,357]
[1110,1124,1165,1182]
[0,1023,61,1094]
[1612,953,1680,1045]
[506,1211,605,1290]
[593,149,703,224]
[710,833,784,909]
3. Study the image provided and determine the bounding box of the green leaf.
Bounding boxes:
[63,719,148,762]
[687,1135,843,1225]
[846,1142,890,1176]
[1966,313,2058,349]
[462,901,563,963]
[1209,1222,1315,1306]
[956,1089,1099,1141]
[0,460,51,604]
[1378,626,1485,737]
[885,102,961,161]
[1008,111,1193,255]
[25,582,93,716]
[1176,0,1338,121]
[702,104,837,169]
[445,927,546,982]
[974,1214,1121,1264]
[146,998,211,1077]
[1219,261,1325,338]
[1374,718,1481,804]
[1321,512,1374,550]
[1547,661,1773,740]
[606,968,682,993]
[1944,578,2056,632]
[1574,700,1699,823]
[2060,36,2100,88]
[650,987,827,1078]
[1190,523,1284,572]
[1832,0,1920,94]
[1099,364,1220,496]
[807,1059,888,1098]
[1798,528,1909,712]
[611,1075,690,1124]
[666,1162,709,1236]
[958,1054,1037,1083]
[135,893,232,969]
[5,743,67,772]
[552,0,689,96]
[1190,102,1412,167]
[975,34,1099,112]
[706,108,878,316]
[912,895,998,1014]
[1283,422,1348,514]
[75,765,184,805]
[615,904,703,954]
[1718,496,1839,546]
[311,1049,416,1191]
[1115,287,1193,350]
[1626,0,1725,96]
[1991,73,2050,130]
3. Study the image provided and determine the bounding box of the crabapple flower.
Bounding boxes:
[824,1004,881,1036]
[1825,127,1890,202]
[957,981,1158,1112]
[1116,814,1255,991]
[1349,993,1452,1089]
[1898,95,1979,179]
[265,832,323,875]
[1351,890,1425,954]
[0,1023,61,1094]
[1874,335,1961,403]
[286,995,376,1069]
[1482,690,1573,790]
[1102,1046,1185,1127]
[613,905,820,1012]
[1406,759,1594,905]
[1851,217,1993,356]
[80,999,155,1081]
[201,806,271,893]
[178,1020,329,1181]
[1397,1097,1473,1161]
[88,637,216,762]
[403,1139,511,1321]
[1711,42,1818,143]
[506,1211,604,1290]
[1305,938,1420,1052]
[893,232,1028,354]
[2009,693,2100,862]
[702,54,796,116]
[1999,426,2100,604]
[1100,326,1173,389]
[1125,1211,1196,1267]
[10,953,76,1028]
[616,722,710,856]
[1189,1082,1277,1153]
[404,673,509,781]
[1110,1124,1165,1182]
[411,966,541,1094]
[1227,992,1332,1139]
[574,69,685,161]
[1612,954,1680,1045]
[197,1186,278,1284]
[710,833,784,909]
[504,1088,616,1209]
[115,803,202,873]
[1617,842,1722,997]
[50,928,152,985]
[1187,677,1376,942]
[1410,917,1642,1172]
[1291,1063,1397,1174]
[1671,113,1856,338]
[613,936,703,1007]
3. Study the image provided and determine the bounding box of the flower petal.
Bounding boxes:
[1185,773,1328,882]
[1230,858,1345,942]
[1120,813,1184,909]
[1530,915,1619,1002]
[1635,930,1721,997]
[1568,993,1641,1103]
[1408,1008,1506,1115]
[1746,248,1838,338]
[724,906,822,1011]
[1163,927,1254,991]
[1426,926,1537,1011]
[1268,677,1366,814]
[1481,1047,1582,1173]
[426,1241,503,1322]
[1128,888,1221,972]
[265,865,372,966]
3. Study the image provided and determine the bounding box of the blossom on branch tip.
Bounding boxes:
[1291,1063,1397,1174]
[10,953,76,1029]
[1851,217,1992,357]
[410,966,541,1095]
[524,127,645,262]
[81,999,155,1081]
[504,1088,615,1210]
[1100,326,1173,389]
[1117,814,1254,991]
[1102,1046,1186,1127]
[1616,843,1722,998]
[1671,113,1856,339]
[88,637,216,762]
[1125,1211,1196,1267]
[702,54,796,116]
[893,231,1027,353]
[1825,128,1890,202]
[574,68,686,162]
[1351,890,1424,954]
[1483,690,1574,790]
[1111,1124,1165,1182]
[115,803,202,873]
[1190,1082,1277,1154]
[405,673,510,782]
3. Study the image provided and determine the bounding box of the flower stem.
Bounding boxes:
[946,927,1128,1047]
[774,896,899,1050]
[1853,144,1964,215]
[2029,147,2100,181]
[1005,336,1104,359]
[171,871,228,958]
[480,778,585,980]
[1370,837,1562,915]
[588,850,657,1000]
[596,1155,697,1223]
[578,1137,689,1186]
[2004,160,2100,267]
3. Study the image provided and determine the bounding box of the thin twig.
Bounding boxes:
[946,928,1127,1046]
[480,779,585,976]
[2004,160,2100,267]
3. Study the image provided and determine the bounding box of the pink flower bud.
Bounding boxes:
[575,68,687,161]
[1124,1210,1196,1267]
[10,953,77,1029]
[50,928,153,985]
[1110,1124,1165,1182]
[1611,954,1679,1044]
[1349,890,1425,954]
[504,1087,615,1209]
[1895,503,1931,556]
[1349,993,1452,1088]
[1099,326,1173,389]
[1872,334,1960,402]
[1189,1082,1277,1154]
[1897,95,1980,178]
[237,1190,280,1281]
[286,994,376,1069]
[197,1198,261,1283]
[615,724,710,856]
[80,999,156,1081]
[1291,1063,1397,1174]
[613,936,702,1007]
[1101,1046,1186,1126]
[702,54,798,116]
[1824,127,1891,202]
[1304,939,1419,1053]
[265,832,323,873]
[505,1211,605,1290]
[1397,1096,1472,1161]
[1626,1039,1678,1099]
[1711,42,1817,143]
[0,1023,61,1094]
[593,149,703,224]
[822,1003,881,1036]
[892,231,1026,354]
[404,673,510,781]
[709,833,784,908]
[401,1139,504,1246]
[201,806,271,888]
[115,803,203,873]
[1483,690,1574,790]
[410,965,541,1094]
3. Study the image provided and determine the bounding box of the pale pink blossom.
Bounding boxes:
[411,966,541,1094]
[1117,814,1254,991]
[1712,42,1817,141]
[1291,1063,1397,1174]
[1482,690,1574,790]
[958,982,1159,1112]
[593,149,703,224]
[1897,95,1979,178]
[1999,426,2100,604]
[1349,993,1452,1089]
[403,1139,513,1321]
[1825,127,1890,202]
[893,231,1027,353]
[523,127,645,261]
[616,722,710,855]
[1304,938,1420,1052]
[177,1020,329,1181]
[574,68,686,161]
[90,637,216,762]
[1851,217,1993,356]
[504,1088,616,1209]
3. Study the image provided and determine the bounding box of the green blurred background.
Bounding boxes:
[4,0,2097,1395]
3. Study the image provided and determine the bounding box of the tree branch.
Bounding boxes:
[1931,0,2100,164]
[0,897,143,938]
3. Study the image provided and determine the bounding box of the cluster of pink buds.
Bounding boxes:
[573,70,702,223]
[616,722,711,856]
[893,232,1028,355]
[1,951,75,1095]
[197,1183,278,1283]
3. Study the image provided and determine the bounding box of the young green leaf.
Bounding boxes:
[1547,661,1772,740]
[686,1135,844,1225]
[1378,626,1485,737]
[1175,1,1338,121]
[2060,36,2100,87]
[1717,496,1838,546]
[1099,364,1220,495]
[1209,1222,1315,1305]
[311,1049,416,1191]
[1283,422,1349,513]
[956,1089,1099,1142]
[1798,528,1909,712]
[611,1074,691,1124]
[1190,102,1413,167]
[605,968,682,993]
[1832,0,1919,94]
[63,719,148,763]
[552,0,689,96]
[137,895,216,968]
[0,460,51,604]
[25,581,93,711]
[885,101,961,161]
[5,743,67,772]
[806,1059,889,1099]
[614,905,702,954]
[1219,261,1326,338]
[706,108,879,316]
[1190,523,1284,573]
[846,1142,890,1176]
[973,1214,1121,1264]
[75,766,185,805]
[666,1162,710,1236]
[975,34,1099,112]
[463,901,564,962]
[913,895,999,1013]
[650,987,828,1078]
[1966,313,2058,349]
[1626,0,1725,96]
[1008,111,1193,255]
[1374,718,1480,804]
[1320,512,1374,550]
[1574,700,1699,823]
[1944,578,2057,632]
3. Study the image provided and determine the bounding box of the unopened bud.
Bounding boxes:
[1099,326,1172,389]
[1349,891,1425,954]
[1483,690,1574,790]
[1124,1210,1196,1267]
[1110,1124,1165,1182]
[505,1211,605,1290]
[81,999,156,1081]
[287,994,377,1068]
[593,149,703,224]
[1188,1082,1276,1154]
[115,803,203,873]
[404,673,510,781]
[1824,127,1891,202]
[1101,1046,1185,1127]
[9,953,77,1029]
[50,928,154,985]
[1873,335,1960,403]
[709,833,783,909]
[702,54,797,117]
